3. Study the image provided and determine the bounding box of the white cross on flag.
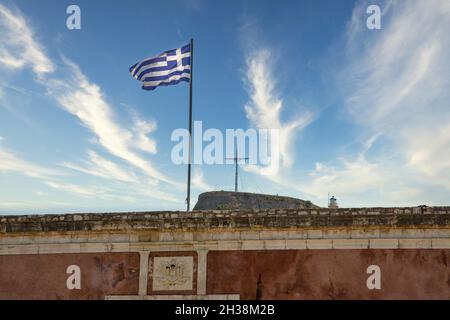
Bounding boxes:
[129,43,191,91]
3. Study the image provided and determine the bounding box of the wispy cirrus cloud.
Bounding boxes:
[0,4,54,74]
[238,19,314,190]
[45,57,177,186]
[236,1,450,207]
[0,143,63,179]
[61,150,138,184]
[299,0,450,206]
[244,49,314,172]
[128,106,158,154]
[44,181,112,199]
[0,2,182,207]
[338,0,450,188]
[192,166,213,191]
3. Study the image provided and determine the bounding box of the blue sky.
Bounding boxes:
[0,0,449,214]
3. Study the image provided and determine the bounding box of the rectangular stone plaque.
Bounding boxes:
[152,256,194,291]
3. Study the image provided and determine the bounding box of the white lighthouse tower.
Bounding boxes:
[328,195,338,209]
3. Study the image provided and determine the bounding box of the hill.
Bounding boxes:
[193,191,319,210]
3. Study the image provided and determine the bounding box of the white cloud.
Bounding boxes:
[44,181,112,198]
[60,149,180,202]
[0,145,62,179]
[44,57,178,187]
[243,48,313,176]
[303,155,391,202]
[129,107,158,154]
[192,167,213,191]
[0,4,54,74]
[339,0,450,191]
[0,145,125,204]
[43,179,179,203]
[0,200,71,211]
[236,1,450,207]
[0,3,183,207]
[128,184,180,203]
[62,150,138,184]
[293,0,450,207]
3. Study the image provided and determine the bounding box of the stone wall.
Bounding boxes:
[0,207,449,300]
[2,206,449,234]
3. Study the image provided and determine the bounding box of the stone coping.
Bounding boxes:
[105,294,240,300]
[1,207,450,234]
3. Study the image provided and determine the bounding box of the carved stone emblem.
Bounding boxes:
[152,256,193,291]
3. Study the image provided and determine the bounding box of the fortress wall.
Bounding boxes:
[1,207,450,299]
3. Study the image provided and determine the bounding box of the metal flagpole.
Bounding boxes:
[186,38,194,211]
[234,147,238,192]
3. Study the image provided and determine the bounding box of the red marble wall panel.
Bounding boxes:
[206,250,450,299]
[0,253,139,300]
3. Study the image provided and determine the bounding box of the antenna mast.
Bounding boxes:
[226,146,249,192]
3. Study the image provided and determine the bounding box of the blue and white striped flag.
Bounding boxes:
[129,43,191,91]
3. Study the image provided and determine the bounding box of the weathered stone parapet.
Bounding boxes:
[0,207,450,235]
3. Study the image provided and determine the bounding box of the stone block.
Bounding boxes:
[241,240,264,250]
[322,228,350,239]
[172,232,194,242]
[285,230,307,239]
[350,228,380,239]
[398,239,432,249]
[332,239,368,249]
[306,239,332,249]
[264,240,286,250]
[425,229,450,238]
[213,232,240,241]
[285,240,307,249]
[259,230,286,240]
[398,228,425,239]
[240,231,259,240]
[432,239,450,248]
[217,241,240,251]
[369,239,398,249]
[307,229,323,239]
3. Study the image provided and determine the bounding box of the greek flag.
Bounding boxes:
[129,43,191,91]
